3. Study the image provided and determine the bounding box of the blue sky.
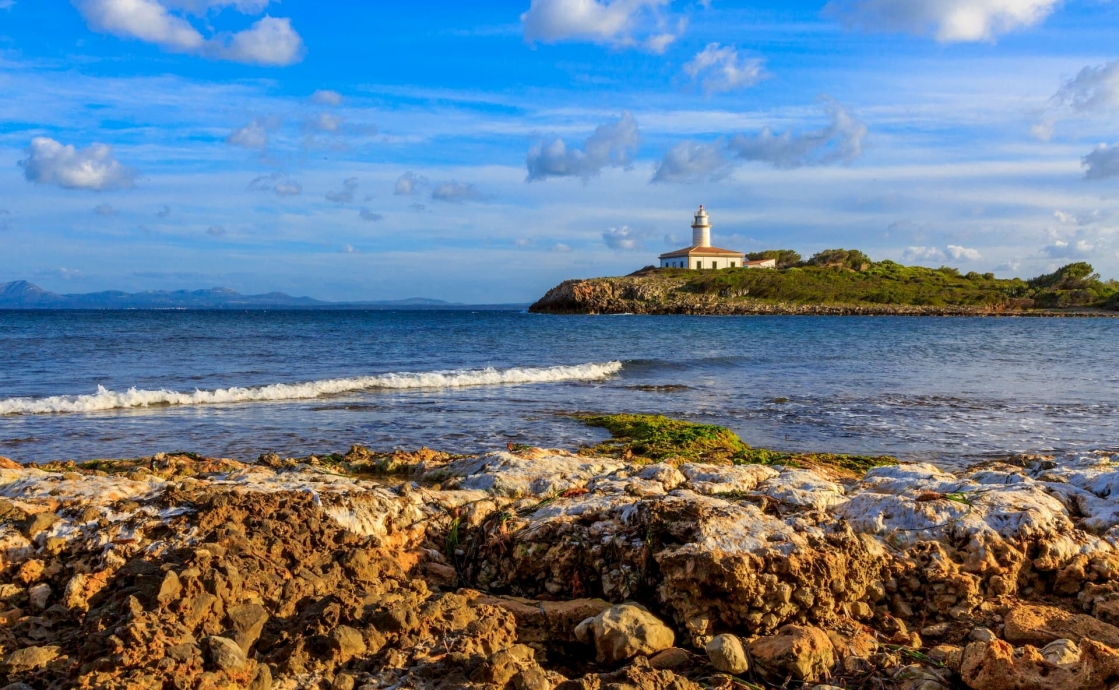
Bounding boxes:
[1,0,1118,302]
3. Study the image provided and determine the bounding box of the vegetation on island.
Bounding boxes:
[646,253,1119,310]
[576,412,896,477]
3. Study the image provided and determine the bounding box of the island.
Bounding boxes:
[530,253,1119,316]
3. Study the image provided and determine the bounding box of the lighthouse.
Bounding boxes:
[692,205,712,248]
[658,205,767,270]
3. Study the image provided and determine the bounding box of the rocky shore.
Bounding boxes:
[5,445,1119,690]
[529,276,1118,316]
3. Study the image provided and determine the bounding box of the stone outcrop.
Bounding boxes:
[4,448,1119,688]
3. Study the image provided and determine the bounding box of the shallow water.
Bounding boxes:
[1,309,1116,468]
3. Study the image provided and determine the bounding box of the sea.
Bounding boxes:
[1,309,1116,469]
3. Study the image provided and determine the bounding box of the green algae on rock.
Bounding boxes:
[576,413,895,476]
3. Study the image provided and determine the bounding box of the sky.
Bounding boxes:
[1,0,1118,303]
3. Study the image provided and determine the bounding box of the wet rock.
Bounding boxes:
[705,633,748,674]
[748,625,837,683]
[4,645,61,672]
[206,635,247,672]
[961,638,1119,690]
[575,603,676,664]
[1004,604,1119,648]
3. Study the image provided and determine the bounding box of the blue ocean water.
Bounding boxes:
[0,309,1116,467]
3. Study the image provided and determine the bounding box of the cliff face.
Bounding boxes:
[529,273,1118,316]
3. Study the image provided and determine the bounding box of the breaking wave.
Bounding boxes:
[0,361,624,415]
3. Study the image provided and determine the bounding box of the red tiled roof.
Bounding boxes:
[658,245,745,259]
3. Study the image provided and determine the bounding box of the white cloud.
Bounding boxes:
[359,208,383,222]
[394,172,428,195]
[652,140,728,183]
[225,117,276,149]
[310,89,344,106]
[19,137,137,191]
[1042,239,1094,258]
[74,0,303,66]
[207,225,226,236]
[94,203,117,216]
[825,0,1061,42]
[342,244,355,254]
[303,112,345,134]
[1083,143,1119,181]
[431,181,488,203]
[526,112,639,181]
[603,226,641,250]
[902,246,946,263]
[326,177,358,204]
[1053,60,1119,114]
[248,172,301,196]
[521,0,677,50]
[550,243,573,253]
[947,244,982,261]
[684,44,765,95]
[727,99,867,169]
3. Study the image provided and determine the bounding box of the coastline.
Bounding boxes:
[4,429,1119,689]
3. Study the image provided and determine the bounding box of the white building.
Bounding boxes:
[658,206,775,270]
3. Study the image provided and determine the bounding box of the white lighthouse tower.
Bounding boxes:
[692,205,712,248]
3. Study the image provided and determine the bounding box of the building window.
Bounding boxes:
[695,261,701,269]
[730,262,736,268]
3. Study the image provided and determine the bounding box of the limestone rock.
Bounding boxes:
[961,638,1119,690]
[576,603,676,664]
[1004,604,1119,648]
[4,645,61,672]
[705,634,749,675]
[27,582,50,611]
[1041,639,1081,666]
[748,625,837,683]
[206,635,247,672]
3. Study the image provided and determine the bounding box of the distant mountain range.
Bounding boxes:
[0,281,517,310]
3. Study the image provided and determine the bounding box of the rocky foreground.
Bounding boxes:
[5,447,1119,689]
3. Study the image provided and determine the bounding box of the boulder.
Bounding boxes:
[575,603,676,664]
[1004,604,1119,648]
[748,625,836,683]
[330,625,367,662]
[206,636,247,672]
[961,638,1119,690]
[4,645,61,672]
[705,634,748,675]
[21,511,60,538]
[227,603,269,653]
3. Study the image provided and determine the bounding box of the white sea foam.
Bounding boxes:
[0,361,624,415]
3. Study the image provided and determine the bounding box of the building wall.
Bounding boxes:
[660,256,743,269]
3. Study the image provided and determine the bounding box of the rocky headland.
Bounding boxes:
[5,435,1119,690]
[529,262,1119,316]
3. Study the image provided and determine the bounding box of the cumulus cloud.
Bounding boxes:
[394,172,428,195]
[902,246,946,263]
[311,89,344,106]
[225,117,277,149]
[93,203,117,216]
[653,100,866,182]
[74,0,303,65]
[1042,239,1094,258]
[947,245,982,261]
[603,226,641,250]
[359,208,383,222]
[824,0,1061,42]
[1054,60,1119,114]
[727,99,867,169]
[326,177,359,204]
[248,172,301,196]
[1083,143,1119,181]
[526,112,639,182]
[521,0,679,51]
[206,225,226,236]
[684,44,765,95]
[19,137,137,191]
[431,181,488,203]
[652,140,729,183]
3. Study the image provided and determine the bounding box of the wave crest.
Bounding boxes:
[0,361,624,415]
